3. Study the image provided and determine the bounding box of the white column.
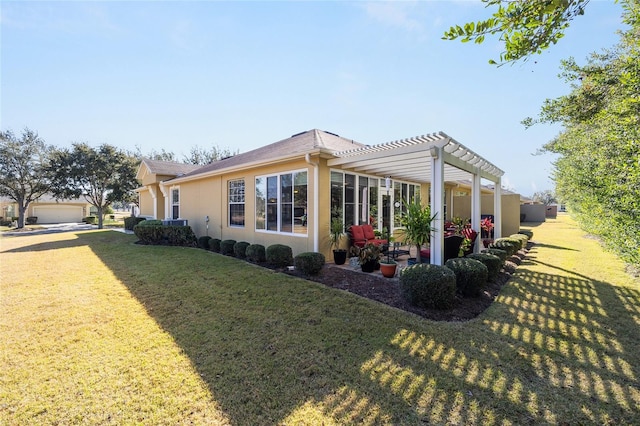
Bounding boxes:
[493,178,502,239]
[148,185,158,219]
[430,147,445,265]
[471,170,482,253]
[159,182,169,220]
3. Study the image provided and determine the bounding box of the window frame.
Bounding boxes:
[255,169,308,236]
[228,178,245,228]
[170,186,180,220]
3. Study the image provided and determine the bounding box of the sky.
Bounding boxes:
[1,0,626,196]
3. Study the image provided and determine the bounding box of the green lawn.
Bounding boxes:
[1,215,638,425]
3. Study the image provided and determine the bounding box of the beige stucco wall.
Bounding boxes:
[138,189,154,217]
[176,157,319,257]
[452,193,521,237]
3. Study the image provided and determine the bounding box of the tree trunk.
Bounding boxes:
[17,201,28,229]
[97,205,104,229]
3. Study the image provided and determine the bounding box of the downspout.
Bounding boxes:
[305,153,319,252]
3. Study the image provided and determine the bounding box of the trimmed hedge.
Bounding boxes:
[489,239,520,256]
[220,240,237,256]
[246,244,266,263]
[518,229,534,240]
[294,252,325,275]
[233,241,250,259]
[84,216,97,224]
[198,235,212,249]
[133,223,197,247]
[509,234,529,249]
[266,244,294,268]
[124,216,146,231]
[445,258,488,297]
[208,238,221,253]
[399,264,456,310]
[466,253,502,282]
[481,248,508,262]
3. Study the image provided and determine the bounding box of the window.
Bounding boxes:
[255,170,307,234]
[228,179,245,227]
[331,171,418,230]
[171,187,180,219]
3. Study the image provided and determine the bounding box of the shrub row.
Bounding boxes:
[400,235,527,309]
[196,235,321,273]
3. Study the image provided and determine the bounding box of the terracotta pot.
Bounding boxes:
[379,262,397,278]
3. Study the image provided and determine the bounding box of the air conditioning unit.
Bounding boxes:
[162,219,188,226]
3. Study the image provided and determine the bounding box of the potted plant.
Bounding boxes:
[330,215,347,265]
[358,243,381,273]
[399,197,437,264]
[481,217,494,248]
[379,227,397,277]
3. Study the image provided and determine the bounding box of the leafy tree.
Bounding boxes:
[0,128,56,228]
[443,0,591,65]
[50,143,139,229]
[529,0,639,265]
[132,146,177,162]
[182,145,238,165]
[532,190,557,206]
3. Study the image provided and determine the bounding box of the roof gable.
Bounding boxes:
[136,159,202,181]
[175,129,364,181]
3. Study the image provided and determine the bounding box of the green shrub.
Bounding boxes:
[220,240,237,256]
[445,258,488,297]
[481,248,508,262]
[133,223,164,244]
[84,216,97,225]
[124,216,146,231]
[208,238,221,253]
[0,218,12,226]
[137,219,163,226]
[489,239,520,256]
[294,252,325,275]
[466,253,502,282]
[198,235,212,249]
[501,237,526,251]
[518,229,534,240]
[164,226,197,247]
[246,244,266,263]
[233,241,250,258]
[266,244,294,267]
[509,234,529,249]
[26,216,38,225]
[399,264,456,310]
[133,223,196,246]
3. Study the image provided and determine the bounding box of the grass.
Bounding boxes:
[1,214,638,425]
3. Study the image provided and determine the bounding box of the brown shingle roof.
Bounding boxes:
[141,159,202,176]
[174,129,365,181]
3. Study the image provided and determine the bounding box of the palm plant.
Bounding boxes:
[399,197,437,264]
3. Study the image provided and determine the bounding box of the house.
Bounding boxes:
[1,195,93,224]
[136,129,513,265]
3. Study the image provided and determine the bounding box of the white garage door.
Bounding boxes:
[33,206,83,224]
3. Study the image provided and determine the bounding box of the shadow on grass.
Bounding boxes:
[18,231,639,424]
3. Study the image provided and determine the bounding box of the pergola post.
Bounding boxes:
[493,178,502,239]
[430,147,445,265]
[471,170,482,253]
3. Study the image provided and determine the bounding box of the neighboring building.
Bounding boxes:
[1,195,92,224]
[136,129,513,265]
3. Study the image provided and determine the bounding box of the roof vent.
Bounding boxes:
[323,130,340,137]
[290,131,307,138]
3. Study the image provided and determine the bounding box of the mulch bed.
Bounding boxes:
[283,246,529,322]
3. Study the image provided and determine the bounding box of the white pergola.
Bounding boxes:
[327,131,505,265]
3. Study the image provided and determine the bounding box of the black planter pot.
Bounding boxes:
[333,250,347,265]
[361,260,376,273]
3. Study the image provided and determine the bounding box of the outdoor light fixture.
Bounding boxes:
[385,176,391,192]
